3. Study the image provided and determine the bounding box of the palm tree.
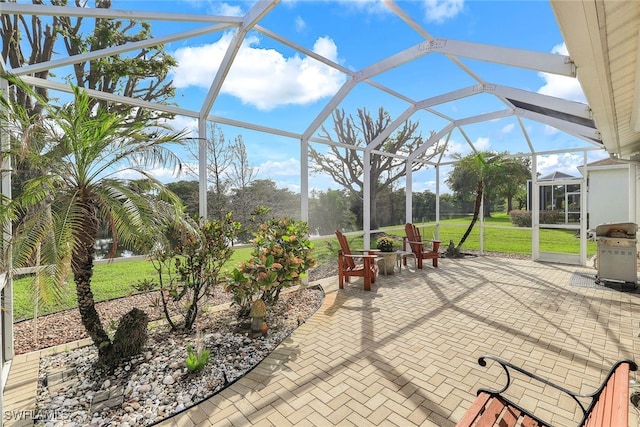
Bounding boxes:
[1,74,188,365]
[453,152,501,252]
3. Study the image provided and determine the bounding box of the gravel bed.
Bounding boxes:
[36,286,325,427]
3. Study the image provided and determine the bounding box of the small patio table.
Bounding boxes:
[396,250,416,271]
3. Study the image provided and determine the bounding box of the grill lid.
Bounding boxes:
[595,222,638,238]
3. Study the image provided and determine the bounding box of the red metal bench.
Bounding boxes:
[457,356,637,427]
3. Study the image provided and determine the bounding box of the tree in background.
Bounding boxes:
[309,107,441,230]
[412,190,438,222]
[447,153,491,253]
[376,186,406,227]
[185,122,236,220]
[166,180,200,219]
[446,151,530,252]
[1,76,187,367]
[2,0,177,201]
[308,189,356,235]
[447,151,529,218]
[229,180,300,242]
[1,0,175,117]
[496,156,531,212]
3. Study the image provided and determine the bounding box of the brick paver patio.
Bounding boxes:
[5,256,640,426]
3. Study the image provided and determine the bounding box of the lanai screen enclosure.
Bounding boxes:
[1,0,639,397]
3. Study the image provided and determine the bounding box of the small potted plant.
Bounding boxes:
[376,236,395,252]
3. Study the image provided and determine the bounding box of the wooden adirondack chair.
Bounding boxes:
[335,230,378,291]
[403,223,440,269]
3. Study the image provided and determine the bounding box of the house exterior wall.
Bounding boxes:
[586,164,634,229]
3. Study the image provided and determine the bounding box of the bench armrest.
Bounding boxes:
[474,355,638,425]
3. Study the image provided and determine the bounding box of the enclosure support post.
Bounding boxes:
[435,165,440,240]
[301,138,309,223]
[363,150,371,249]
[405,161,413,224]
[197,118,207,221]
[532,154,539,260]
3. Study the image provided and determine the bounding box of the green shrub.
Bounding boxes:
[227,216,317,316]
[509,210,565,227]
[509,210,531,227]
[148,213,240,330]
[540,210,563,224]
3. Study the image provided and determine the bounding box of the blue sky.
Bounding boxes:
[50,0,609,193]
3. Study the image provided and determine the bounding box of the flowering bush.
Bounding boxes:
[376,236,395,252]
[227,216,317,316]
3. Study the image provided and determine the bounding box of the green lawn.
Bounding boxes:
[379,213,595,256]
[13,214,595,321]
[14,246,257,321]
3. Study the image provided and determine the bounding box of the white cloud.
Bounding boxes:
[501,123,515,136]
[423,0,464,23]
[335,0,390,14]
[171,33,347,111]
[114,167,184,184]
[212,3,243,17]
[474,136,490,151]
[443,136,491,158]
[295,16,306,32]
[257,157,301,178]
[181,1,243,17]
[537,42,586,103]
[536,153,584,178]
[415,180,437,193]
[164,116,198,137]
[444,138,468,156]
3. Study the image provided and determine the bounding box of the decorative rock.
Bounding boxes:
[137,384,151,394]
[35,287,323,426]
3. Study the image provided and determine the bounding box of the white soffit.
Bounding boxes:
[551,0,640,160]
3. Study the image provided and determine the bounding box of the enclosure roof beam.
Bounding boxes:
[199,0,278,119]
[366,105,418,153]
[11,24,231,77]
[17,75,317,145]
[490,84,591,119]
[427,38,575,77]
[517,109,601,144]
[409,123,455,161]
[19,76,197,118]
[0,2,242,23]
[416,86,480,109]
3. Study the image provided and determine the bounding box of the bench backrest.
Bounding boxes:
[460,356,637,427]
[582,360,635,427]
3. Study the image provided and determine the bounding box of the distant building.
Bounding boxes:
[527,171,581,224]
